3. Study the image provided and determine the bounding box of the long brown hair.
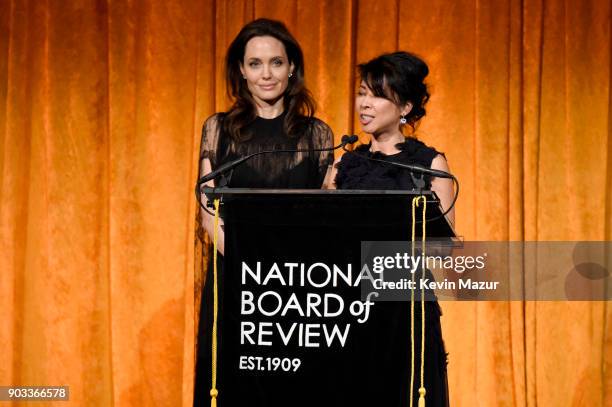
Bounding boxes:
[223,18,315,142]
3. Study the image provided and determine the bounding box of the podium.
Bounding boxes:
[197,188,456,407]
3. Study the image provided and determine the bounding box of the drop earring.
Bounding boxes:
[288,72,293,78]
[400,115,407,125]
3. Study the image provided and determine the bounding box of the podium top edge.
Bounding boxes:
[200,187,456,238]
[200,187,434,196]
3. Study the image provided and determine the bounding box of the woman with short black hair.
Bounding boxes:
[329,51,452,406]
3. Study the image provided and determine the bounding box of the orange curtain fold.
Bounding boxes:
[0,0,610,406]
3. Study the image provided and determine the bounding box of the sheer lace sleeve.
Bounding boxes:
[198,113,222,180]
[196,113,226,251]
[309,118,335,184]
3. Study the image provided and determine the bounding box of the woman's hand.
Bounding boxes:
[321,157,341,189]
[200,157,225,255]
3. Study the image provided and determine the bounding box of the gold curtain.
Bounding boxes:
[1,0,610,405]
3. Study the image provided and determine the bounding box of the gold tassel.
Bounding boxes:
[418,387,426,407]
[210,199,221,407]
[210,389,218,407]
[418,197,427,407]
[409,197,418,407]
[410,196,428,407]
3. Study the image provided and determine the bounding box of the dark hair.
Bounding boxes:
[223,18,315,142]
[358,51,430,131]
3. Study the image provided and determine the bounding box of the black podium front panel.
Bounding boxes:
[199,190,452,407]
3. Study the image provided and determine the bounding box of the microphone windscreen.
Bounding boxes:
[342,135,359,144]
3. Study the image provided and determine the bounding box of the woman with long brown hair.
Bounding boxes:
[194,18,334,405]
[198,18,334,254]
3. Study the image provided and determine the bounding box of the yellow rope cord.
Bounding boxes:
[418,196,427,407]
[410,196,428,407]
[210,198,220,407]
[410,197,417,407]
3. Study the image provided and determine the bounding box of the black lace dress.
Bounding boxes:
[194,111,334,406]
[199,111,334,188]
[335,137,450,407]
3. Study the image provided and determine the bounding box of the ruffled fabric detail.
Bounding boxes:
[335,137,441,190]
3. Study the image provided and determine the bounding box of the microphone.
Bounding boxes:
[377,160,452,179]
[341,134,359,145]
[197,134,359,186]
